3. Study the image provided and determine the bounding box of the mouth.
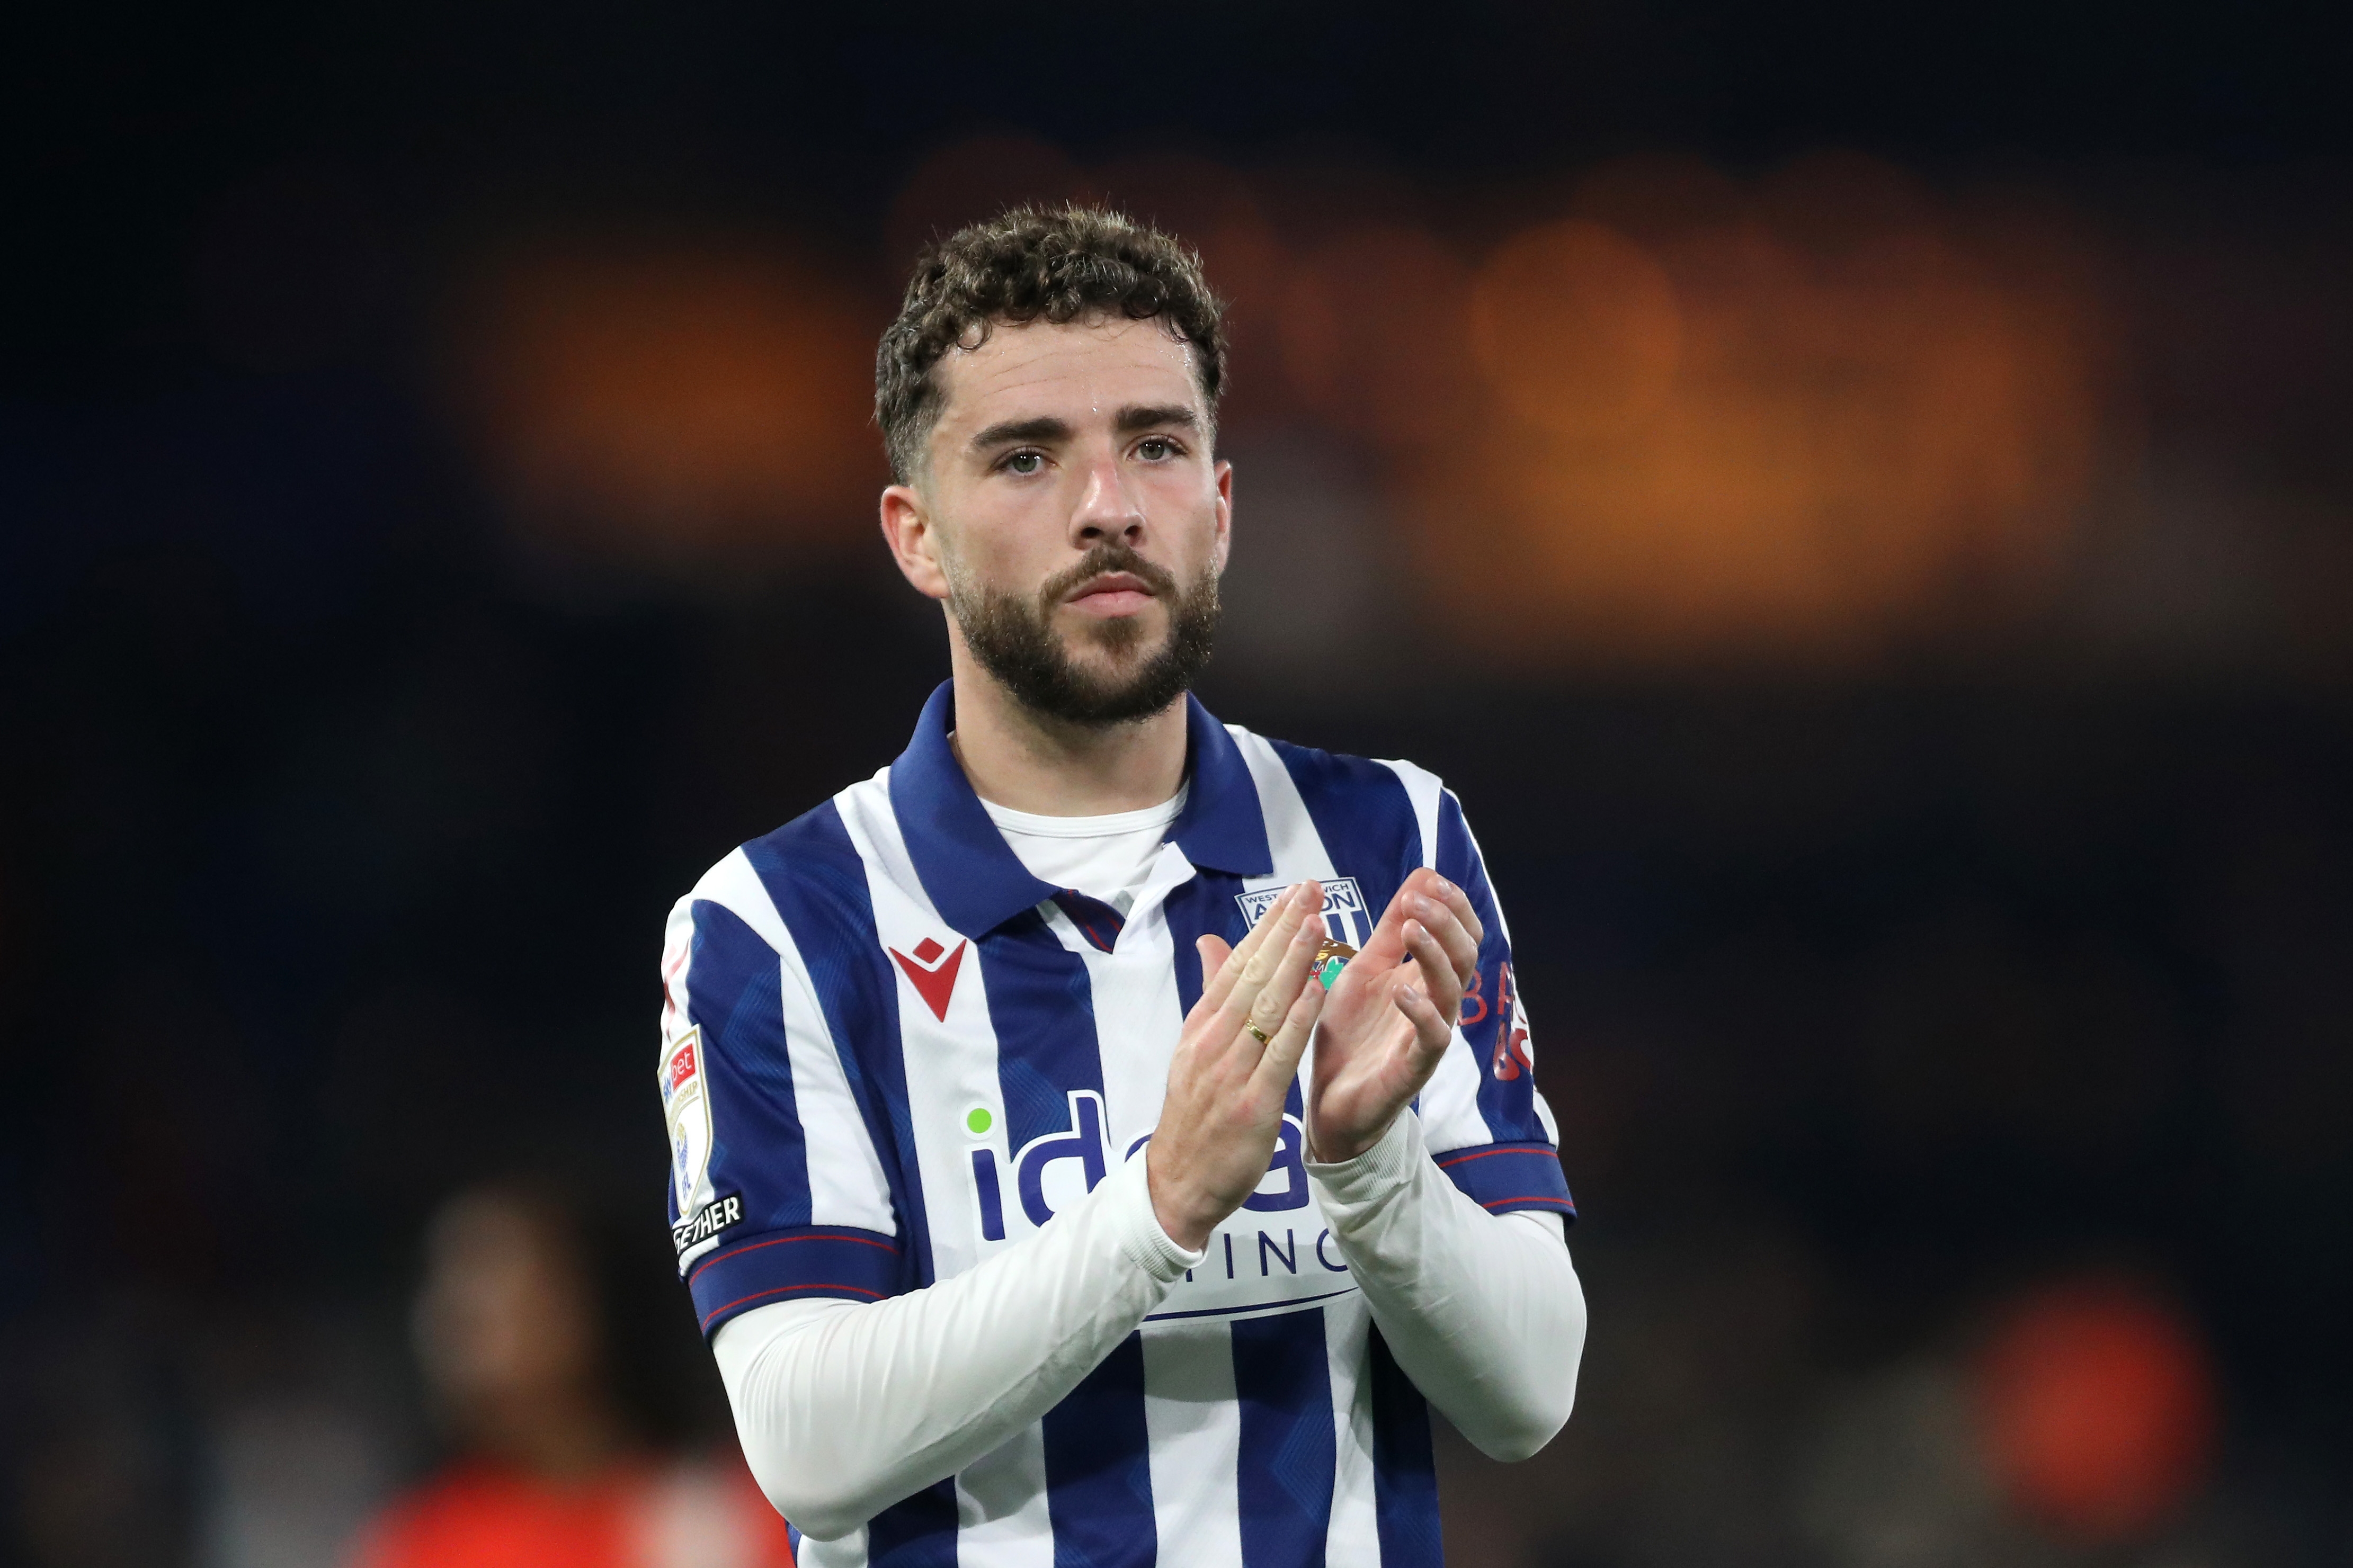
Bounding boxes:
[1062,571,1158,620]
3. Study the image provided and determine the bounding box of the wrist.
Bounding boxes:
[1306,1105,1421,1189]
[1113,1151,1206,1282]
[1307,1113,1394,1166]
[1144,1142,1220,1253]
[1154,1199,1214,1255]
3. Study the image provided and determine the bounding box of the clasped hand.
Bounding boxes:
[1145,871,1485,1250]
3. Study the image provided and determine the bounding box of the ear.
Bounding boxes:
[880,482,952,602]
[1210,458,1234,578]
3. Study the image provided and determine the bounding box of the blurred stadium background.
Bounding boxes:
[3,3,2351,1564]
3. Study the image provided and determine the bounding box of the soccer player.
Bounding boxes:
[657,205,1585,1568]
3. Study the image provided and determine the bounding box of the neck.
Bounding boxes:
[946,643,1190,816]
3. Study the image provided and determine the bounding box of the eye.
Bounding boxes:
[1002,450,1044,476]
[1136,436,1179,461]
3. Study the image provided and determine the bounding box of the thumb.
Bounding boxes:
[1197,934,1233,989]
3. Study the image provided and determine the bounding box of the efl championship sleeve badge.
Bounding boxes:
[658,1027,714,1217]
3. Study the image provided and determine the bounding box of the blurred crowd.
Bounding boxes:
[4,4,2352,1564]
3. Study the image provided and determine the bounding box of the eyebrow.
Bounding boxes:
[968,415,1072,452]
[966,404,1201,454]
[1115,404,1200,434]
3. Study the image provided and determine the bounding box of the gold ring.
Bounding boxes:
[1244,1020,1273,1046]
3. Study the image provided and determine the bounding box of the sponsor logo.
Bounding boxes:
[1237,877,1372,951]
[888,936,968,1023]
[658,1027,714,1213]
[1487,961,1534,1080]
[672,1192,743,1255]
[1009,1090,1110,1228]
[969,1088,1358,1321]
[979,1090,1308,1235]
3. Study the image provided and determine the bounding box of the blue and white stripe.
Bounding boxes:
[659,681,1573,1568]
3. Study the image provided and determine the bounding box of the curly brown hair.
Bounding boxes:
[875,203,1228,484]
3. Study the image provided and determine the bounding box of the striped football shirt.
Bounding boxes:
[657,681,1573,1568]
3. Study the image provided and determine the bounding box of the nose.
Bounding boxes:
[1069,449,1145,549]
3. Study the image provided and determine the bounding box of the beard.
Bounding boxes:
[948,543,1220,728]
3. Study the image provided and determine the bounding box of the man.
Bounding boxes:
[657,205,1584,1568]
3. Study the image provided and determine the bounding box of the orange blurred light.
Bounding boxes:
[457,245,878,573]
[1975,1279,2218,1542]
[1470,221,1681,440]
[1281,227,1479,445]
[887,135,1082,267]
[1407,156,2106,665]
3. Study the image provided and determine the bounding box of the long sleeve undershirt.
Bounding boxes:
[712,1112,1583,1542]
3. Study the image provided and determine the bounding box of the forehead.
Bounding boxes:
[933,315,1204,432]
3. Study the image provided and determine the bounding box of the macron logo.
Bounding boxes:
[889,936,968,1022]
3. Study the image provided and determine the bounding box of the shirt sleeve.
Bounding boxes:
[711,1152,1202,1542]
[1307,1109,1584,1462]
[658,853,907,1337]
[1384,769,1577,1220]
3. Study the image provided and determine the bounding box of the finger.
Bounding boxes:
[1242,896,1328,1046]
[1420,870,1485,951]
[1197,934,1233,992]
[1392,978,1456,1058]
[1357,872,1440,970]
[1358,871,1484,980]
[1249,966,1326,1099]
[1220,880,1322,1042]
[1198,882,1306,1017]
[1401,918,1467,1025]
[1208,880,1318,1035]
[1412,896,1482,989]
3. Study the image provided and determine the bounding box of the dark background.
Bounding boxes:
[4,3,2351,1564]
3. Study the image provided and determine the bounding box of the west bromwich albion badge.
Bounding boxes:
[1236,877,1372,952]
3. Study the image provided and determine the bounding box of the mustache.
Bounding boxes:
[1038,544,1179,607]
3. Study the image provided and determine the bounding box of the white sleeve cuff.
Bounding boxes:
[1109,1149,1207,1283]
[1304,1108,1423,1209]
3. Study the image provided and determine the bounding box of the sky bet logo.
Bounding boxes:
[965,1090,1311,1242]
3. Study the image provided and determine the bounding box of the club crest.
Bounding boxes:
[1236,877,1372,950]
[658,1026,714,1214]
